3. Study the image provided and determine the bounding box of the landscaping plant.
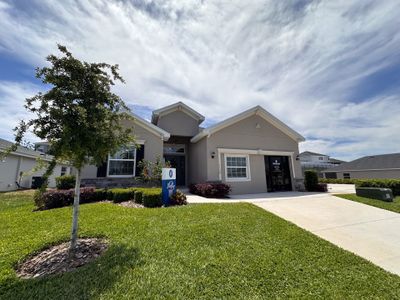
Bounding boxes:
[189,182,231,198]
[7,45,134,254]
[55,175,76,190]
[170,190,187,206]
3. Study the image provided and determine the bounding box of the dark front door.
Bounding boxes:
[264,156,292,192]
[164,155,185,186]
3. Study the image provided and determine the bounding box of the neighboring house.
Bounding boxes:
[81,102,305,194]
[322,153,400,179]
[299,151,345,175]
[0,138,72,191]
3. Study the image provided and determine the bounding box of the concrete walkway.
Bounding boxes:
[187,192,400,275]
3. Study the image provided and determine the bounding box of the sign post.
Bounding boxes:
[162,168,176,206]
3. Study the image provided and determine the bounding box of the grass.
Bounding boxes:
[1,191,400,299]
[336,194,400,214]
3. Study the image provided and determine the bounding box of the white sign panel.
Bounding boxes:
[162,168,176,180]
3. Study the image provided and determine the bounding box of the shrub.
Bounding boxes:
[142,189,162,208]
[170,190,187,206]
[110,188,135,203]
[34,187,97,210]
[315,183,328,192]
[304,170,320,192]
[356,179,400,196]
[55,175,76,190]
[33,186,165,210]
[94,189,109,201]
[319,178,357,184]
[189,182,231,198]
[134,189,144,204]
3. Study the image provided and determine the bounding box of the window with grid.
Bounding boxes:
[108,146,136,177]
[225,155,249,180]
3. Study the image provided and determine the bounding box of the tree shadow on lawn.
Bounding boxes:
[0,244,141,300]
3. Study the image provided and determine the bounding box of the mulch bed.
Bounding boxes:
[16,238,108,279]
[118,201,144,208]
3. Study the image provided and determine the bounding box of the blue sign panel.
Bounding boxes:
[162,168,176,206]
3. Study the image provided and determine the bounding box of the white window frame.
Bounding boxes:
[107,146,137,178]
[224,154,251,182]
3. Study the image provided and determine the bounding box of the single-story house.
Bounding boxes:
[0,138,72,192]
[322,153,400,180]
[81,102,305,194]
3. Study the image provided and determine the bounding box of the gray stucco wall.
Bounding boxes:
[201,114,302,194]
[188,137,208,184]
[219,153,268,194]
[336,170,400,179]
[156,111,199,137]
[81,119,164,179]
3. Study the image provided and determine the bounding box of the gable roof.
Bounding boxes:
[300,151,327,157]
[151,101,205,125]
[190,105,305,143]
[0,138,53,161]
[131,112,170,141]
[325,153,400,172]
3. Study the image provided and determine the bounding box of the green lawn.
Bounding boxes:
[1,191,400,299]
[337,194,400,214]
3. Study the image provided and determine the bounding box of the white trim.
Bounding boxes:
[224,154,251,182]
[191,105,305,143]
[152,101,205,124]
[107,147,137,178]
[130,112,170,141]
[136,139,145,145]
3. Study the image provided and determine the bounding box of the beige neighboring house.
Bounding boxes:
[322,153,400,180]
[81,102,305,194]
[0,138,71,192]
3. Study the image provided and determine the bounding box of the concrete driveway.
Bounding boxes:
[187,192,400,275]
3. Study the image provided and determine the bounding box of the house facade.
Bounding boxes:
[0,138,72,191]
[322,153,400,180]
[81,102,305,194]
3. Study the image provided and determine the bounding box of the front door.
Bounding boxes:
[264,156,292,192]
[164,155,185,186]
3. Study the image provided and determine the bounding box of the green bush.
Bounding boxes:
[110,188,136,203]
[55,175,76,190]
[356,179,400,196]
[304,170,319,191]
[142,189,162,208]
[134,189,144,204]
[320,178,400,196]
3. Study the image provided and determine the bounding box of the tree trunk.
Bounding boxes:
[69,168,81,255]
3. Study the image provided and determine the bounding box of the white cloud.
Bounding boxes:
[0,0,400,160]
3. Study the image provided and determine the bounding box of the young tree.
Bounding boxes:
[11,45,134,254]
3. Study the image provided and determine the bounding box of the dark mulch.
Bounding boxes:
[16,238,108,279]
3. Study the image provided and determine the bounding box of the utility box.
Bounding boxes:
[356,187,393,202]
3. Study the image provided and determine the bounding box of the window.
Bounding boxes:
[61,166,67,176]
[343,173,351,179]
[225,155,250,181]
[107,146,136,177]
[318,157,324,160]
[163,144,185,155]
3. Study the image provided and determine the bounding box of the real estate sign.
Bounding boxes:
[162,168,176,206]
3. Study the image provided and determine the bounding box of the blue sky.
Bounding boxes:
[0,0,400,161]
